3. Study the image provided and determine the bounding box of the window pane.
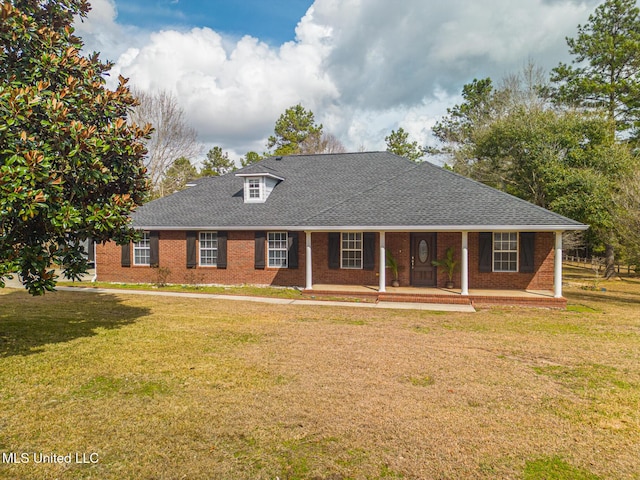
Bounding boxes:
[493,232,517,272]
[248,178,262,199]
[133,233,150,265]
[199,232,218,266]
[341,232,363,269]
[268,232,288,268]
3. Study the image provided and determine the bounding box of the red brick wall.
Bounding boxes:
[379,231,555,290]
[97,231,305,286]
[96,230,556,291]
[385,232,411,286]
[468,232,555,290]
[311,233,379,285]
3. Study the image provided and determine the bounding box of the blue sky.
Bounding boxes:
[113,0,313,45]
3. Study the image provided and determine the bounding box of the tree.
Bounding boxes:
[549,0,640,139]
[432,64,639,279]
[160,157,198,195]
[300,132,347,154]
[431,63,548,175]
[385,127,424,162]
[614,167,640,268]
[549,0,640,276]
[431,78,498,151]
[430,77,509,179]
[267,104,323,156]
[240,151,263,167]
[201,146,236,176]
[473,107,633,257]
[128,88,201,195]
[0,0,150,295]
[432,64,556,188]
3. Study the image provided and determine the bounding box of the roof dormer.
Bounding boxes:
[235,172,284,203]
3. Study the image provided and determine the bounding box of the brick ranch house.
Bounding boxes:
[96,152,588,307]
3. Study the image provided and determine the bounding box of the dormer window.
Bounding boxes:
[236,172,285,203]
[247,177,263,201]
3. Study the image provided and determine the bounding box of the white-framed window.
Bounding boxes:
[199,232,218,266]
[341,232,363,269]
[133,232,150,266]
[493,232,518,272]
[246,177,263,201]
[268,232,288,268]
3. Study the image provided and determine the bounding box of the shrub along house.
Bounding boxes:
[96,152,588,308]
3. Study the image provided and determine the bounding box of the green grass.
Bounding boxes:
[74,375,171,399]
[406,375,435,387]
[533,363,634,394]
[59,280,304,298]
[524,456,602,480]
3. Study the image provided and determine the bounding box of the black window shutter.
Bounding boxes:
[519,232,535,273]
[363,232,375,270]
[255,231,265,269]
[87,238,95,262]
[217,231,228,269]
[186,232,197,268]
[328,233,340,269]
[287,232,299,269]
[479,232,492,273]
[149,231,160,267]
[121,243,131,267]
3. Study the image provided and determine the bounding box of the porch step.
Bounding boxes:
[378,292,472,305]
[302,289,567,309]
[302,289,471,305]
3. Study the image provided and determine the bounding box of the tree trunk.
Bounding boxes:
[604,243,616,279]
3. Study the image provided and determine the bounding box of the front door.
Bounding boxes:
[411,233,437,287]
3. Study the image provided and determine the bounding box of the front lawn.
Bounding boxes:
[0,269,638,479]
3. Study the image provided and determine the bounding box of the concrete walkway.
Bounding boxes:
[4,280,475,312]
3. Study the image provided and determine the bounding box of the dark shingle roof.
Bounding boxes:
[132,152,587,231]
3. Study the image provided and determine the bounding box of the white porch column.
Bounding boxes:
[379,231,386,293]
[554,231,563,298]
[461,231,469,296]
[305,231,313,290]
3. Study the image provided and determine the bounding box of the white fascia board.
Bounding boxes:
[291,225,589,232]
[134,224,589,232]
[234,172,285,181]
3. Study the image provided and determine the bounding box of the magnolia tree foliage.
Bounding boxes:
[0,0,151,295]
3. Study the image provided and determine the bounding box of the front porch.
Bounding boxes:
[303,284,567,309]
[302,230,566,308]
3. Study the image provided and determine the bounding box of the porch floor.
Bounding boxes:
[303,285,565,309]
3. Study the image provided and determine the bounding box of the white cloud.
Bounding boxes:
[74,0,149,62]
[108,25,338,155]
[77,0,603,161]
